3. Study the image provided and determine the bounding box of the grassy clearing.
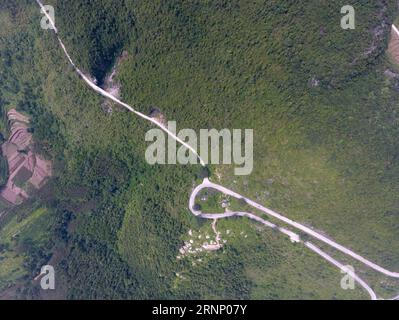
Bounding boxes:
[0,208,48,243]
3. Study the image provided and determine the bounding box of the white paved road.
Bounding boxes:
[190,179,399,279]
[36,0,399,300]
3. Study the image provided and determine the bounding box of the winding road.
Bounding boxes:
[36,0,399,300]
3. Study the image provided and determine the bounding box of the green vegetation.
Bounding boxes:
[0,206,53,292]
[12,167,32,188]
[0,154,9,187]
[195,189,228,213]
[0,0,397,300]
[52,0,135,83]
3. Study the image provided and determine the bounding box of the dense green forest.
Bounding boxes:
[0,154,9,187]
[0,0,398,299]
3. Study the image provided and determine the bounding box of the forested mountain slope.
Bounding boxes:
[0,0,398,299]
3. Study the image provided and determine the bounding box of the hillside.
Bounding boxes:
[0,0,398,300]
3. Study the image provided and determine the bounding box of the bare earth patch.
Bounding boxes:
[102,51,129,114]
[0,109,52,205]
[388,27,399,64]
